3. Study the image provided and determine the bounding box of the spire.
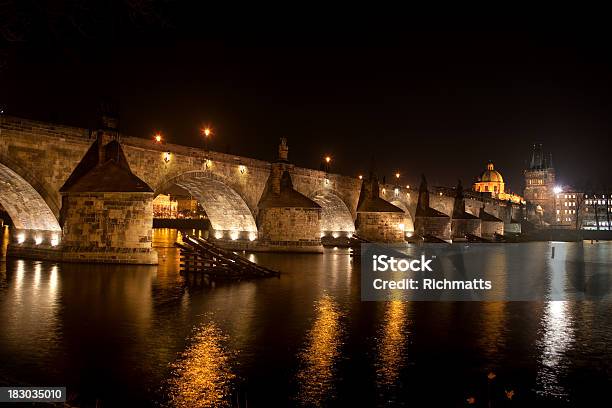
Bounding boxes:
[529,143,544,169]
[278,138,289,162]
[452,179,465,218]
[416,174,430,215]
[548,153,553,169]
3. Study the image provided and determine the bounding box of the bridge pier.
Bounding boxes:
[255,143,323,252]
[413,176,452,241]
[57,130,158,264]
[355,173,406,242]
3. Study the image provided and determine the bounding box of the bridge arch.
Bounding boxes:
[0,161,61,232]
[157,171,258,239]
[310,189,355,236]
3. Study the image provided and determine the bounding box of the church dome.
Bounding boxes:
[479,161,504,183]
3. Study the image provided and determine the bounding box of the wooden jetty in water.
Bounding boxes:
[176,235,280,279]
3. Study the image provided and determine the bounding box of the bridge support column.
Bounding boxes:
[355,173,406,242]
[413,175,451,241]
[60,192,157,264]
[256,147,323,253]
[58,128,158,264]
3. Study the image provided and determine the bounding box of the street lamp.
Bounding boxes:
[324,155,331,172]
[395,172,400,180]
[154,133,163,144]
[201,126,212,151]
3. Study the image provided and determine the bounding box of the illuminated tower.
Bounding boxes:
[523,144,556,223]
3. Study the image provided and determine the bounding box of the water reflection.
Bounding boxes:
[0,231,610,405]
[168,322,236,408]
[375,301,410,402]
[536,243,574,400]
[0,260,62,380]
[477,302,506,362]
[296,294,344,407]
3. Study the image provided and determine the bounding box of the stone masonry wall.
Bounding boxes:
[451,218,482,239]
[414,216,452,241]
[356,212,406,243]
[481,220,504,237]
[61,192,157,264]
[257,207,322,252]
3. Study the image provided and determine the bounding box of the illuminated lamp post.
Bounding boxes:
[201,127,212,152]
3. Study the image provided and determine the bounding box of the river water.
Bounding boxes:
[0,227,611,407]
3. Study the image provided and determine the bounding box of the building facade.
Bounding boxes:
[473,161,523,204]
[552,190,611,230]
[152,194,178,218]
[583,193,612,230]
[523,144,556,223]
[554,190,581,228]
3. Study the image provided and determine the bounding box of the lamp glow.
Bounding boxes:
[553,186,563,194]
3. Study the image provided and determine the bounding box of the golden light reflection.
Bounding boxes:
[477,302,506,361]
[376,301,409,390]
[168,322,236,408]
[1,225,9,257]
[296,294,344,407]
[33,262,41,290]
[15,259,24,291]
[49,265,58,295]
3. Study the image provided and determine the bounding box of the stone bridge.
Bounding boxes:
[0,116,523,263]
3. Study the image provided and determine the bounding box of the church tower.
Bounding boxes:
[523,143,556,223]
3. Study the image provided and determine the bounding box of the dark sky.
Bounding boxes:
[1,6,611,192]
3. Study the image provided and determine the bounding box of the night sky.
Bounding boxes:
[1,5,611,192]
